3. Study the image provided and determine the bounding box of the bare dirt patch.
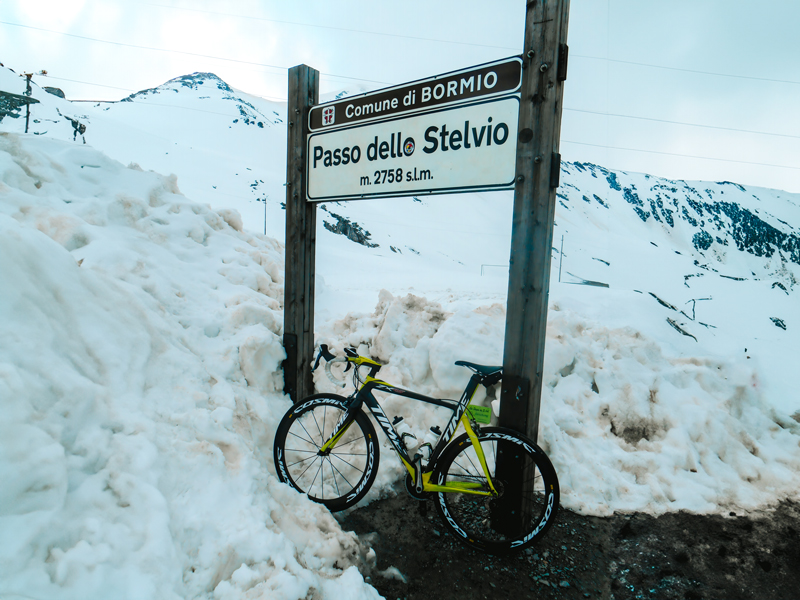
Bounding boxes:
[339,490,800,599]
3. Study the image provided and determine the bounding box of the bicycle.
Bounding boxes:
[273,345,559,554]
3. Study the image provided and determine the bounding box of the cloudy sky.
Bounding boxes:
[2,0,800,192]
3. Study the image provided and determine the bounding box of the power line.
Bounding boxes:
[45,75,800,142]
[0,20,387,85]
[565,107,800,140]
[43,74,285,103]
[572,53,800,87]
[132,2,800,87]
[136,1,521,53]
[561,139,800,171]
[6,18,800,92]
[41,75,135,92]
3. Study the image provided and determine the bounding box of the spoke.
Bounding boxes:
[310,408,324,441]
[452,457,475,475]
[294,455,321,482]
[296,420,321,449]
[464,449,482,475]
[332,434,366,449]
[327,458,342,496]
[326,451,366,456]
[287,428,317,447]
[287,454,321,468]
[285,448,318,454]
[330,452,367,472]
[519,472,543,485]
[328,458,355,490]
[309,456,325,498]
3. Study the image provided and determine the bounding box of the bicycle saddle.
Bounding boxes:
[455,361,503,378]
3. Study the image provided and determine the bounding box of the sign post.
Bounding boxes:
[283,2,571,454]
[283,65,319,403]
[498,0,570,444]
[489,0,570,537]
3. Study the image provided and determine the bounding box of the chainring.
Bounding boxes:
[404,472,431,501]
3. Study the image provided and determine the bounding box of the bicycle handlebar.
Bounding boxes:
[324,356,347,388]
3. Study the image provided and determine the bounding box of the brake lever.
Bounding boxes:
[312,344,337,371]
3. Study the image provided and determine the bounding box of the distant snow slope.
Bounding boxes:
[0,133,378,600]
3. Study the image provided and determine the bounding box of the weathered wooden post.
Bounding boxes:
[492,0,569,535]
[499,0,570,443]
[283,65,319,403]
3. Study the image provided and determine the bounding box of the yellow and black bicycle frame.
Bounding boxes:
[320,356,498,496]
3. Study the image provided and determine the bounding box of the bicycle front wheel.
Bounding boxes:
[433,427,559,554]
[273,394,379,511]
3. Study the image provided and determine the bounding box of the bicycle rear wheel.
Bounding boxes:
[273,394,379,511]
[432,427,559,554]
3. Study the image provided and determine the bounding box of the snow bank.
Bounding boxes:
[0,134,378,600]
[319,290,800,516]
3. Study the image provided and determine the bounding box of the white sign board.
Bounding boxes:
[306,95,519,202]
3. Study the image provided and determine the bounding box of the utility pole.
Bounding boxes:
[499,0,570,443]
[24,73,32,134]
[283,65,319,403]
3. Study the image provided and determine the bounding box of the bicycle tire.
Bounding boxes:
[273,394,380,511]
[432,427,559,554]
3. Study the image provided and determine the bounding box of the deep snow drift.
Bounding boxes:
[316,290,800,516]
[0,134,379,600]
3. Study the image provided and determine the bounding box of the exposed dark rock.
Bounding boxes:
[693,231,713,251]
[43,86,65,98]
[322,211,378,248]
[649,293,678,311]
[770,317,787,330]
[772,282,788,293]
[667,318,698,341]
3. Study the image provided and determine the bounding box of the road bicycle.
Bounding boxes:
[273,345,559,554]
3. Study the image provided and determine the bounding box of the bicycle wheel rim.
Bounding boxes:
[435,430,558,553]
[276,398,378,509]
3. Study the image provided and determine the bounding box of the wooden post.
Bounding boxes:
[24,74,33,134]
[283,65,319,403]
[499,0,570,442]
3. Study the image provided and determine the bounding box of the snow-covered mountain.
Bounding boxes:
[2,65,799,599]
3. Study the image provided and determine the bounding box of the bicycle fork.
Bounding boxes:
[318,401,361,455]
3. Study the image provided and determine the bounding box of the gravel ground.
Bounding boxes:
[339,490,800,600]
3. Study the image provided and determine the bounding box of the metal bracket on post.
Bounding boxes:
[282,333,298,402]
[497,375,530,430]
[550,153,561,189]
[557,44,569,82]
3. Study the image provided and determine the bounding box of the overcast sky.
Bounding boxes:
[2,0,800,193]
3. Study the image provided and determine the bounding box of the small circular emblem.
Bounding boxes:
[403,138,415,156]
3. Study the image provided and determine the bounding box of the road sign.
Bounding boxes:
[307,95,519,202]
[309,56,522,132]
